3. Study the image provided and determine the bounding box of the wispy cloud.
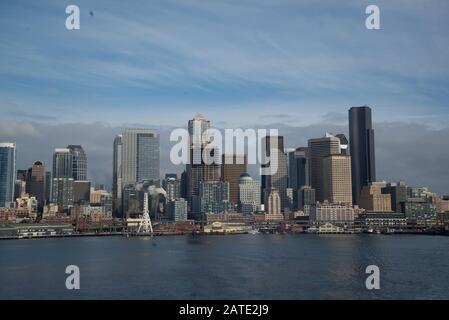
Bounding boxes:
[0,0,448,127]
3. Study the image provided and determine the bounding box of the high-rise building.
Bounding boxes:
[221,154,247,207]
[167,198,188,222]
[52,149,74,211]
[308,134,341,202]
[323,154,352,205]
[112,134,123,216]
[121,128,160,185]
[186,114,221,209]
[381,181,407,213]
[265,188,281,215]
[349,106,376,205]
[52,148,72,179]
[199,181,231,214]
[67,145,87,181]
[14,180,26,200]
[180,170,188,199]
[287,147,309,208]
[238,173,260,214]
[165,177,181,201]
[73,180,91,204]
[113,129,160,217]
[45,171,51,203]
[0,143,16,208]
[297,186,316,210]
[288,147,309,190]
[261,135,288,211]
[52,177,74,211]
[26,161,46,210]
[359,182,392,212]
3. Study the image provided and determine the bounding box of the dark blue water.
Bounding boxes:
[1,234,449,299]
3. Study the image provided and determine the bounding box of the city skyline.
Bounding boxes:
[0,0,448,194]
[1,108,448,196]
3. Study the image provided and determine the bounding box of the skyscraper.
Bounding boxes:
[323,154,352,205]
[288,147,309,190]
[297,186,316,210]
[112,129,160,217]
[308,134,341,203]
[121,128,160,185]
[287,147,309,208]
[45,171,51,203]
[221,154,247,207]
[52,177,74,210]
[26,161,46,209]
[73,180,91,204]
[261,135,288,211]
[112,134,123,216]
[67,145,87,181]
[165,177,181,201]
[199,181,230,214]
[52,148,72,179]
[0,143,16,208]
[186,113,221,209]
[265,188,281,215]
[349,106,376,205]
[52,148,74,211]
[238,173,260,214]
[167,199,188,222]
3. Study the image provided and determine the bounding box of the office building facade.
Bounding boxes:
[26,161,46,209]
[349,106,376,205]
[221,154,247,207]
[323,154,352,205]
[308,134,341,203]
[261,136,288,211]
[0,143,16,208]
[238,173,260,214]
[359,182,392,212]
[67,145,87,181]
[199,181,231,214]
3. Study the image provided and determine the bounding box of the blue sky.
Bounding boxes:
[1,0,449,127]
[1,0,449,193]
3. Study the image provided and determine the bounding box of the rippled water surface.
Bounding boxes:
[1,234,449,299]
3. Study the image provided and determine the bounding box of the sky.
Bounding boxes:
[0,0,448,194]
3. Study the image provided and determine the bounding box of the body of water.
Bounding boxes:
[1,234,449,299]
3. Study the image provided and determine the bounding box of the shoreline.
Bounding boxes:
[1,230,448,241]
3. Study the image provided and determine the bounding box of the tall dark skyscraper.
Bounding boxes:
[287,147,309,209]
[26,160,46,209]
[349,106,376,205]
